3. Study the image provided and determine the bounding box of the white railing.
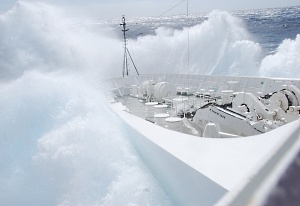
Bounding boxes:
[101,74,300,98]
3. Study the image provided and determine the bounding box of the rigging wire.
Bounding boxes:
[127,39,136,70]
[158,0,187,18]
[128,0,188,36]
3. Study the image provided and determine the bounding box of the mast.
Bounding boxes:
[120,15,139,77]
[120,16,128,77]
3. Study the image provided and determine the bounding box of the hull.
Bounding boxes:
[110,102,299,205]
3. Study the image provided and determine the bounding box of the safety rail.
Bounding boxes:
[101,74,300,98]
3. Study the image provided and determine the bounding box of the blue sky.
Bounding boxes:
[0,0,299,18]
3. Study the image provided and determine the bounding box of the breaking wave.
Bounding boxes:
[126,11,299,78]
[259,34,300,78]
[0,2,171,206]
[129,10,262,76]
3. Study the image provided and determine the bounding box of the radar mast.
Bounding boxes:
[120,15,139,77]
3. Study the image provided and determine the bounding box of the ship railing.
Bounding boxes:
[101,74,300,100]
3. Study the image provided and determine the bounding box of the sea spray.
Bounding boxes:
[128,10,262,76]
[0,1,122,81]
[259,34,300,78]
[0,2,172,206]
[0,70,172,206]
[125,9,299,77]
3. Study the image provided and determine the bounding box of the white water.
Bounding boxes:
[129,10,262,76]
[0,1,299,206]
[0,2,171,206]
[128,11,300,77]
[259,34,300,77]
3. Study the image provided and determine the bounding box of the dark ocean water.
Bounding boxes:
[235,6,300,55]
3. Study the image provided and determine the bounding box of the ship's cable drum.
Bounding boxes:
[140,80,156,96]
[154,82,177,102]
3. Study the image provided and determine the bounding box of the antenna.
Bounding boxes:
[187,0,190,73]
[120,15,139,77]
[187,0,191,95]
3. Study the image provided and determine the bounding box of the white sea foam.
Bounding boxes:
[128,10,262,76]
[0,71,172,206]
[126,10,299,78]
[259,34,300,78]
[0,1,122,81]
[0,2,171,206]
